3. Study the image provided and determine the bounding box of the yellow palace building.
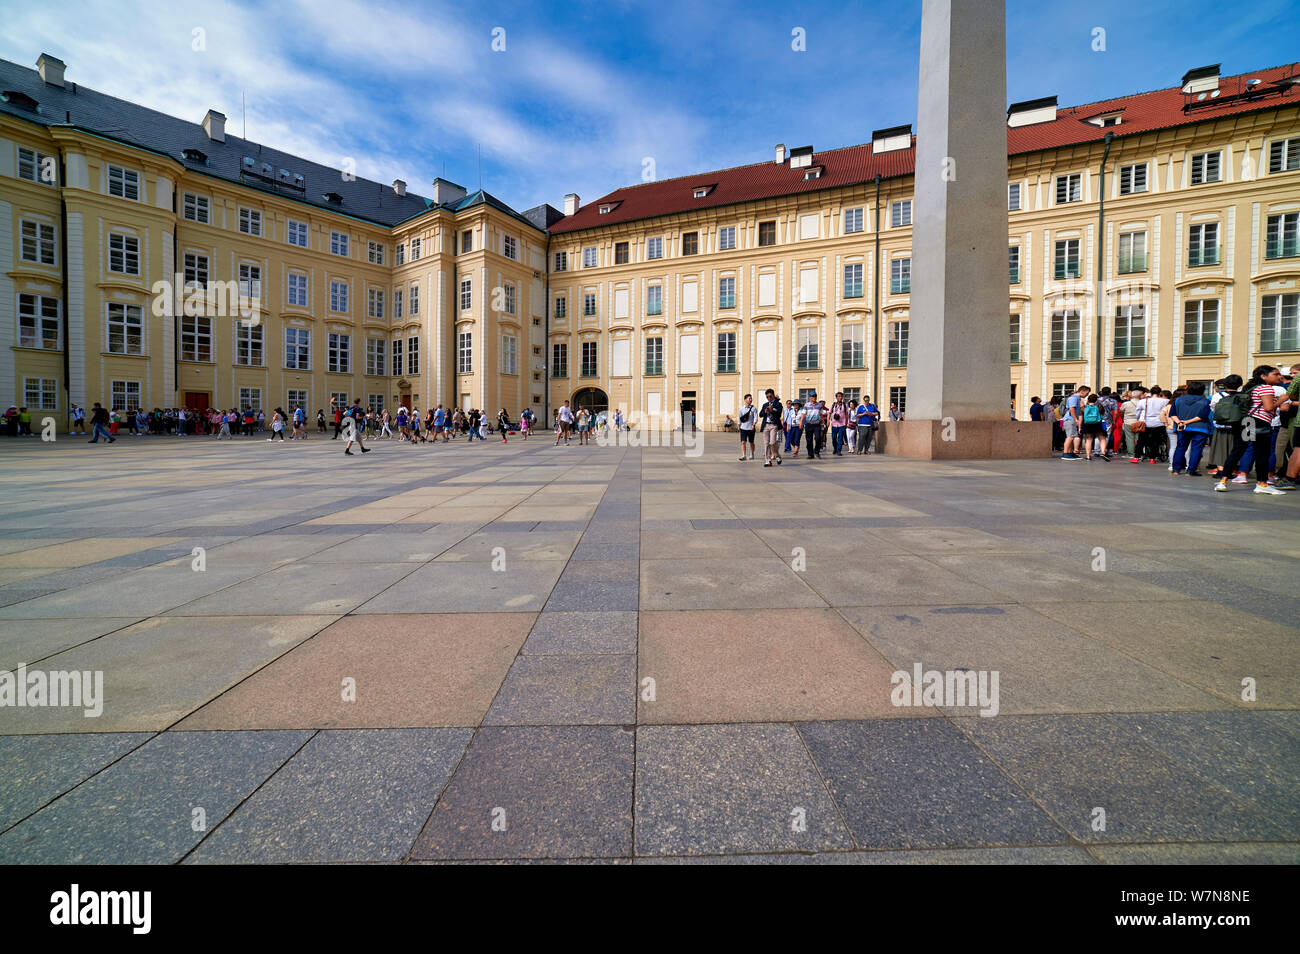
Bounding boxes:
[1,53,1298,430]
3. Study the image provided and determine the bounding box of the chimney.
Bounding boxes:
[431,177,466,206]
[1181,64,1220,95]
[36,53,66,88]
[775,143,786,164]
[392,179,406,197]
[202,109,226,142]
[871,125,912,154]
[564,193,579,216]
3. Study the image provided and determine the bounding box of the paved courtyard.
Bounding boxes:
[0,431,1296,864]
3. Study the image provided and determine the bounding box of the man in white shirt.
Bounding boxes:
[556,401,574,445]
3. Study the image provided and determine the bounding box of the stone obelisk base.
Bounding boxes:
[875,420,1052,459]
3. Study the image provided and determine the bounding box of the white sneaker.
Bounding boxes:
[1213,480,1228,492]
[1231,474,1248,484]
[1254,485,1287,495]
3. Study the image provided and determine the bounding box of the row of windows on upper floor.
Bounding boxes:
[13,147,528,267]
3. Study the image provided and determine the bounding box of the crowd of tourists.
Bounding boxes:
[1035,362,1300,495]
[734,390,897,466]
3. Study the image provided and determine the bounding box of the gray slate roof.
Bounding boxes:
[0,56,546,230]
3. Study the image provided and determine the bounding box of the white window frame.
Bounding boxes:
[236,321,264,367]
[330,231,349,257]
[330,279,349,313]
[287,271,309,308]
[328,332,351,373]
[457,330,473,373]
[180,315,213,362]
[285,327,311,370]
[18,294,61,350]
[843,208,864,233]
[108,232,140,275]
[19,218,56,265]
[367,240,385,265]
[238,207,262,236]
[107,165,140,201]
[501,333,517,374]
[106,302,144,355]
[287,220,309,248]
[890,200,912,228]
[182,193,210,224]
[1055,173,1082,204]
[24,376,58,410]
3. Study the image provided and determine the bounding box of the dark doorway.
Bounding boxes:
[572,387,608,420]
[680,391,696,432]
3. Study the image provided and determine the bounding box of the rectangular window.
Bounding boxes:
[180,316,212,362]
[647,284,664,315]
[238,207,262,235]
[458,331,473,373]
[1008,182,1021,211]
[1009,314,1022,363]
[238,387,262,412]
[1051,383,1076,401]
[1118,163,1147,195]
[614,241,629,265]
[107,165,140,201]
[1268,137,1300,174]
[552,342,568,378]
[1008,246,1020,284]
[410,284,420,316]
[890,257,911,295]
[1113,305,1147,358]
[182,193,209,223]
[286,389,309,413]
[718,277,736,309]
[287,220,308,248]
[285,327,311,369]
[17,147,55,185]
[108,233,139,275]
[329,279,348,313]
[367,287,385,319]
[407,336,419,375]
[503,235,517,260]
[583,292,597,317]
[716,332,736,373]
[646,236,664,259]
[1118,231,1147,273]
[1054,238,1081,279]
[394,289,403,319]
[1188,223,1219,267]
[366,338,386,376]
[1050,310,1082,361]
[110,380,140,412]
[681,232,699,256]
[843,262,864,298]
[106,302,144,355]
[182,253,208,290]
[842,387,861,406]
[20,219,56,265]
[890,200,912,227]
[396,243,406,265]
[1183,299,1220,354]
[554,251,568,271]
[844,207,864,233]
[18,294,60,350]
[888,322,909,367]
[329,391,350,413]
[579,247,597,269]
[758,220,776,246]
[841,324,865,369]
[1260,294,1299,353]
[1265,213,1299,260]
[236,321,263,366]
[503,283,514,315]
[796,327,819,370]
[717,227,736,251]
[1055,173,1082,204]
[367,394,384,413]
[410,237,421,260]
[644,336,663,375]
[460,279,472,311]
[554,296,567,319]
[500,335,516,375]
[1190,151,1221,185]
[392,338,402,375]
[330,231,348,257]
[238,262,261,299]
[461,231,474,254]
[581,341,598,377]
[367,241,385,265]
[21,377,56,411]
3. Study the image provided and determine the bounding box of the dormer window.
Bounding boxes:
[803,166,823,180]
[1085,110,1123,128]
[1,90,39,112]
[323,192,343,204]
[182,148,208,163]
[691,185,716,199]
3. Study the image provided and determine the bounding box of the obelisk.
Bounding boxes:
[890,0,1048,457]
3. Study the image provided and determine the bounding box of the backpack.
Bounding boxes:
[1212,392,1248,426]
[1083,404,1102,424]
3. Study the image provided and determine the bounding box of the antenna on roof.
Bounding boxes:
[242,92,246,140]
[477,142,482,193]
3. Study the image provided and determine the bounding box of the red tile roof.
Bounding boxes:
[550,62,1300,235]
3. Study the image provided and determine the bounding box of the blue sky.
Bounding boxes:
[3,0,1296,213]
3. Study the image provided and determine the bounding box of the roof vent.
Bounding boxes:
[182,147,208,163]
[393,179,406,197]
[36,53,66,88]
[260,162,273,176]
[242,156,255,169]
[871,124,912,154]
[775,143,787,164]
[1007,96,1058,127]
[1181,64,1220,95]
[202,108,226,142]
[2,90,40,111]
[293,173,305,188]
[789,145,814,169]
[563,192,580,216]
[323,191,343,204]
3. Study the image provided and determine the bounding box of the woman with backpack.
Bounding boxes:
[1215,366,1287,495]
[1205,377,1240,477]
[1080,394,1107,460]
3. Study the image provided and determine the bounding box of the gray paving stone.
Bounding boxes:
[523,611,638,655]
[1088,842,1300,864]
[636,846,1094,864]
[799,719,1069,850]
[545,580,638,612]
[635,723,855,856]
[571,542,639,562]
[483,654,636,725]
[0,733,151,832]
[0,730,308,863]
[187,728,471,863]
[559,560,639,583]
[413,726,634,859]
